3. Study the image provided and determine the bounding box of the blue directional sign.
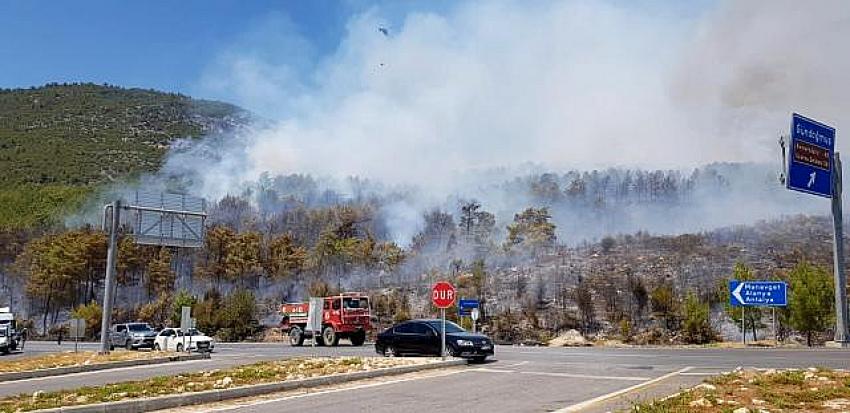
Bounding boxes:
[729,281,787,307]
[787,113,836,198]
[458,299,479,316]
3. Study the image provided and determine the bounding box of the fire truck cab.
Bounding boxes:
[280,293,371,347]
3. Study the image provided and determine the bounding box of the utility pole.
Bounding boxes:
[99,200,120,354]
[832,153,849,344]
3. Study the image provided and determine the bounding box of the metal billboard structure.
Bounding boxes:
[98,192,207,354]
[126,191,206,248]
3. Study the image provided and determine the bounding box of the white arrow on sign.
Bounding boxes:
[808,172,816,188]
[733,282,746,305]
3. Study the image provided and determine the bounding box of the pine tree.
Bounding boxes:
[788,261,834,346]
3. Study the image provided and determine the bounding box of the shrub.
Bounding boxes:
[70,301,102,339]
[681,292,717,344]
[216,289,260,341]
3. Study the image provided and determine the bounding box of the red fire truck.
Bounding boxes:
[279,292,371,347]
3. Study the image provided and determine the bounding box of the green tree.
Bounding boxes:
[217,289,260,341]
[170,290,198,327]
[681,292,716,344]
[788,261,834,346]
[504,207,556,254]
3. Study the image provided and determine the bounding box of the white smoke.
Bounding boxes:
[175,0,850,241]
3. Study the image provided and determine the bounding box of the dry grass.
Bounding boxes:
[0,357,428,412]
[631,367,850,412]
[0,350,168,374]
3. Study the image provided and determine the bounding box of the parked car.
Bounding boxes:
[153,327,215,353]
[110,322,157,350]
[375,319,494,362]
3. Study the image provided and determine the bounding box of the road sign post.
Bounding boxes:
[784,113,848,345]
[471,308,480,334]
[432,281,456,360]
[730,280,787,345]
[180,306,192,353]
[68,318,85,353]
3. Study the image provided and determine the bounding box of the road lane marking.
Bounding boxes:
[471,368,649,381]
[551,367,693,412]
[519,371,649,381]
[511,351,662,358]
[196,369,469,412]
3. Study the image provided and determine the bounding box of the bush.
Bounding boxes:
[681,292,717,344]
[216,289,261,341]
[71,301,102,339]
[170,290,198,327]
[137,294,171,328]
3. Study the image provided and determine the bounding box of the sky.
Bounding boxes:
[0,0,454,96]
[4,0,850,186]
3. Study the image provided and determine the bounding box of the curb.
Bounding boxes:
[0,353,208,382]
[36,359,468,413]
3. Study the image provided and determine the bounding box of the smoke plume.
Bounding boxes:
[163,0,850,242]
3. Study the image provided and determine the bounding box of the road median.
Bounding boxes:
[0,352,207,383]
[3,357,465,413]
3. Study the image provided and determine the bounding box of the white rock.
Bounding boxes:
[688,397,713,407]
[695,383,717,391]
[752,399,766,405]
[732,408,750,413]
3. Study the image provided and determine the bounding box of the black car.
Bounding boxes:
[375,319,494,362]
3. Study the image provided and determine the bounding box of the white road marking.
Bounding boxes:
[471,368,649,381]
[511,351,662,358]
[197,369,469,412]
[551,366,693,413]
[504,360,529,368]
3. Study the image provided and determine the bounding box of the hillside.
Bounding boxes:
[0,83,246,228]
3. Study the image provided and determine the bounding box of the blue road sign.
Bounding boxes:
[787,113,836,198]
[729,281,787,307]
[458,299,479,316]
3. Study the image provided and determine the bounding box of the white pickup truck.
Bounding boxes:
[0,309,24,355]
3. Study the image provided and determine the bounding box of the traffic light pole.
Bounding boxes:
[832,153,849,344]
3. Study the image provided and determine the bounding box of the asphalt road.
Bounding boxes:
[5,343,850,412]
[165,346,850,413]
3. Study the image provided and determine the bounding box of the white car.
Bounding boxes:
[153,328,215,353]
